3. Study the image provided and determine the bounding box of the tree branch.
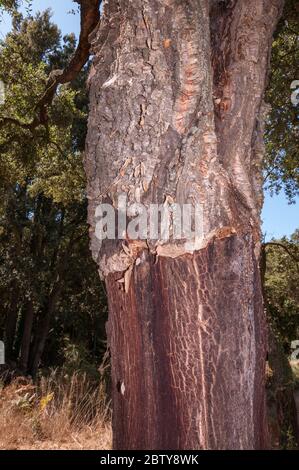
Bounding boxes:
[264,242,299,263]
[0,0,101,132]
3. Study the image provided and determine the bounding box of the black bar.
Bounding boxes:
[0,450,298,466]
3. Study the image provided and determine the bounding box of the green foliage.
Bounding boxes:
[265,230,299,353]
[0,10,107,375]
[265,0,299,202]
[0,1,19,11]
[265,227,299,449]
[0,0,31,16]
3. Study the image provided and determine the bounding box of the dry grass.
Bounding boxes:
[0,371,112,450]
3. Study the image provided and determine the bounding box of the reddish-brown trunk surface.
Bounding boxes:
[107,235,267,449]
[85,0,284,449]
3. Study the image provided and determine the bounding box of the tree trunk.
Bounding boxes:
[85,0,284,449]
[29,283,61,377]
[19,300,34,373]
[4,283,19,361]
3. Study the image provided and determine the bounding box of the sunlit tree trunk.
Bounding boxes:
[85,0,284,449]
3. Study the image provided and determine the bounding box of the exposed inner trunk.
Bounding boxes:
[85,0,284,449]
[107,234,267,449]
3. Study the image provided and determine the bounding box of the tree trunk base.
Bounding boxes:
[106,234,268,450]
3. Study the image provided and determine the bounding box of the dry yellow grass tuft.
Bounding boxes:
[0,371,112,450]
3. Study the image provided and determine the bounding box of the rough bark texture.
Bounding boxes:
[85,0,284,449]
[106,236,267,449]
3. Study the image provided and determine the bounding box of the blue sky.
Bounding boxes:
[1,0,298,240]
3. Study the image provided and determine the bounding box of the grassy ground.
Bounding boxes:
[0,371,111,450]
[2,362,299,450]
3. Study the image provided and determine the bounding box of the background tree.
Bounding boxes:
[264,0,299,202]
[264,230,299,352]
[261,0,299,447]
[0,10,107,378]
[260,230,299,448]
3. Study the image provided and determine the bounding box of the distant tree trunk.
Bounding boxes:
[19,300,34,373]
[29,283,61,377]
[4,282,19,361]
[85,0,284,449]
